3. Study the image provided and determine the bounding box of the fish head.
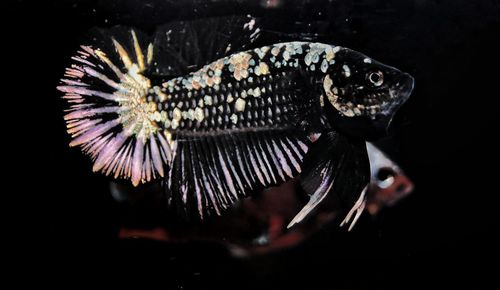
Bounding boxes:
[322,48,414,139]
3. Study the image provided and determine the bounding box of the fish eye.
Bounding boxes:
[376,167,395,188]
[368,71,384,86]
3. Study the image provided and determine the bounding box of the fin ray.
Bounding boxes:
[58,27,172,186]
[167,129,311,218]
[151,15,262,76]
[288,131,370,227]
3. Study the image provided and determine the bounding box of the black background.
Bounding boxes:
[12,0,499,288]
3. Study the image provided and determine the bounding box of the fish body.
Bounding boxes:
[57,18,413,225]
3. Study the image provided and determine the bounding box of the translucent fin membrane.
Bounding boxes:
[168,130,310,218]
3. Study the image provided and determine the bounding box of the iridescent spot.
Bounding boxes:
[230,113,238,124]
[294,44,303,54]
[271,46,280,56]
[206,77,214,87]
[173,108,182,121]
[312,53,320,63]
[254,47,268,59]
[283,50,290,60]
[171,119,179,129]
[320,59,329,73]
[186,109,194,120]
[259,62,269,75]
[305,53,312,66]
[325,46,335,61]
[194,107,204,122]
[253,87,261,97]
[235,98,246,112]
[204,95,213,106]
[342,65,351,77]
[229,52,252,81]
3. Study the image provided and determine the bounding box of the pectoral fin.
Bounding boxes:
[287,131,369,228]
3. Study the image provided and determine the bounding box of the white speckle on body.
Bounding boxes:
[186,109,194,120]
[152,111,161,122]
[235,98,246,112]
[173,108,182,121]
[171,119,179,129]
[204,95,213,106]
[253,87,261,97]
[320,59,329,73]
[342,65,351,77]
[194,107,204,122]
[230,114,238,124]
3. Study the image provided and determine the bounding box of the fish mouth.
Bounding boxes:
[366,73,414,135]
[355,73,414,117]
[380,72,414,116]
[392,72,415,102]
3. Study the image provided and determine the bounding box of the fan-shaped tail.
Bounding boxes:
[57,28,173,186]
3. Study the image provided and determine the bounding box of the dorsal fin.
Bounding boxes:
[149,15,262,77]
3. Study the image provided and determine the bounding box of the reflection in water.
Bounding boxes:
[115,143,413,257]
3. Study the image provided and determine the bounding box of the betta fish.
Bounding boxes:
[57,16,414,228]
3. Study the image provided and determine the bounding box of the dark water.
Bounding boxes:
[12,0,499,288]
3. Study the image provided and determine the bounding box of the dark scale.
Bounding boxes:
[185,119,193,129]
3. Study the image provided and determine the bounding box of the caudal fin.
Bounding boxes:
[57,27,172,186]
